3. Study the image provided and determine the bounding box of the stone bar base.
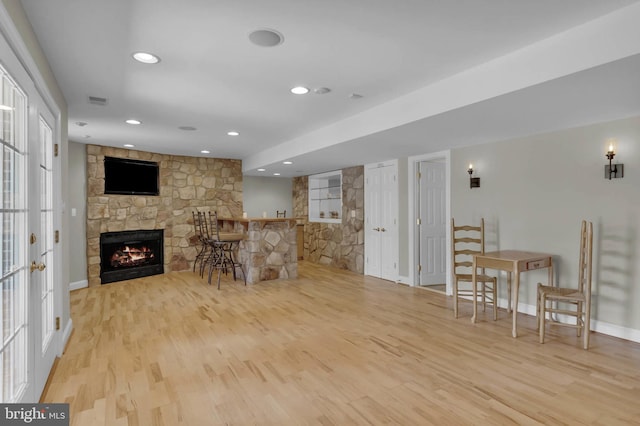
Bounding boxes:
[219,217,298,284]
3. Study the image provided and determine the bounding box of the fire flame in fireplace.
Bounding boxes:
[110,245,155,268]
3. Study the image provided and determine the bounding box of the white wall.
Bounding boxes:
[243,176,293,218]
[68,142,87,286]
[451,115,640,337]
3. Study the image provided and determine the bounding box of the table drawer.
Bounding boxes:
[525,257,551,270]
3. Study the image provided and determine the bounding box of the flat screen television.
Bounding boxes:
[104,156,159,196]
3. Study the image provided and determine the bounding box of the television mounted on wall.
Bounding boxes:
[104,156,159,196]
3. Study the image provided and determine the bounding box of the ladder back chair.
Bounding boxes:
[451,218,498,320]
[537,220,593,349]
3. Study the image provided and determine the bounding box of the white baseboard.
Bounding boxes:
[396,275,410,285]
[60,318,73,356]
[470,296,640,344]
[591,319,640,343]
[69,279,88,291]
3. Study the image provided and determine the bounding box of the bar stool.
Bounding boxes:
[206,211,246,289]
[191,211,211,277]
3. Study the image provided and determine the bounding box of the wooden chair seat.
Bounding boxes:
[455,273,498,283]
[538,285,585,301]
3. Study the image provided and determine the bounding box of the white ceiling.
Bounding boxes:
[19,0,640,177]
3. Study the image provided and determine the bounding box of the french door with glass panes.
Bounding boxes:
[1,48,59,402]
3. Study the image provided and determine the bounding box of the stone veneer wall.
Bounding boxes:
[86,145,242,286]
[237,220,298,284]
[292,165,364,273]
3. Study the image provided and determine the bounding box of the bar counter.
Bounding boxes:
[217,217,298,284]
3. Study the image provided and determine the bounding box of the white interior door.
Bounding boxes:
[365,161,398,281]
[418,161,446,286]
[0,61,31,403]
[379,164,397,280]
[365,167,382,277]
[33,107,57,398]
[0,35,59,403]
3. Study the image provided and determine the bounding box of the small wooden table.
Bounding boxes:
[472,250,554,337]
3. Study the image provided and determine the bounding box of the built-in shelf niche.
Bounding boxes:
[309,170,342,223]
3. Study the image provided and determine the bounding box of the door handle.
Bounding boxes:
[380,228,386,232]
[373,227,380,231]
[30,261,46,273]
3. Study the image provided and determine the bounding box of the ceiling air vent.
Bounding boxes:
[88,95,108,106]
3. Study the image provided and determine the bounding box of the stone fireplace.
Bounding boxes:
[100,229,164,284]
[86,144,243,286]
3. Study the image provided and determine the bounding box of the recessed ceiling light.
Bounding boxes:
[124,144,134,148]
[179,126,197,131]
[349,93,363,99]
[257,168,266,172]
[0,104,14,111]
[201,150,210,154]
[227,131,239,136]
[273,173,281,176]
[283,161,293,165]
[125,119,141,125]
[248,29,284,47]
[132,52,160,64]
[313,87,331,95]
[291,86,309,95]
[84,135,91,139]
[75,121,88,127]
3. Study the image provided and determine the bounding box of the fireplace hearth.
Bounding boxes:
[100,229,164,284]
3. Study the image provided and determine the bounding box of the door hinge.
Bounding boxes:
[55,317,60,331]
[54,143,59,157]
[394,262,397,269]
[30,233,37,244]
[417,171,421,179]
[418,264,422,272]
[417,218,421,225]
[55,230,60,243]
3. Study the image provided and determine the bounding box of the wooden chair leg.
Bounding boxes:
[481,282,486,312]
[492,279,497,321]
[453,279,459,318]
[584,303,590,350]
[536,284,541,331]
[576,301,583,337]
[539,293,546,344]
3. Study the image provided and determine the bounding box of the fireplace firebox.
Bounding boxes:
[100,229,164,284]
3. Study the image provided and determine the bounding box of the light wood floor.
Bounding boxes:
[44,261,640,425]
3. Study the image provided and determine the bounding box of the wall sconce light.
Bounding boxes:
[468,164,480,188]
[605,140,624,180]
